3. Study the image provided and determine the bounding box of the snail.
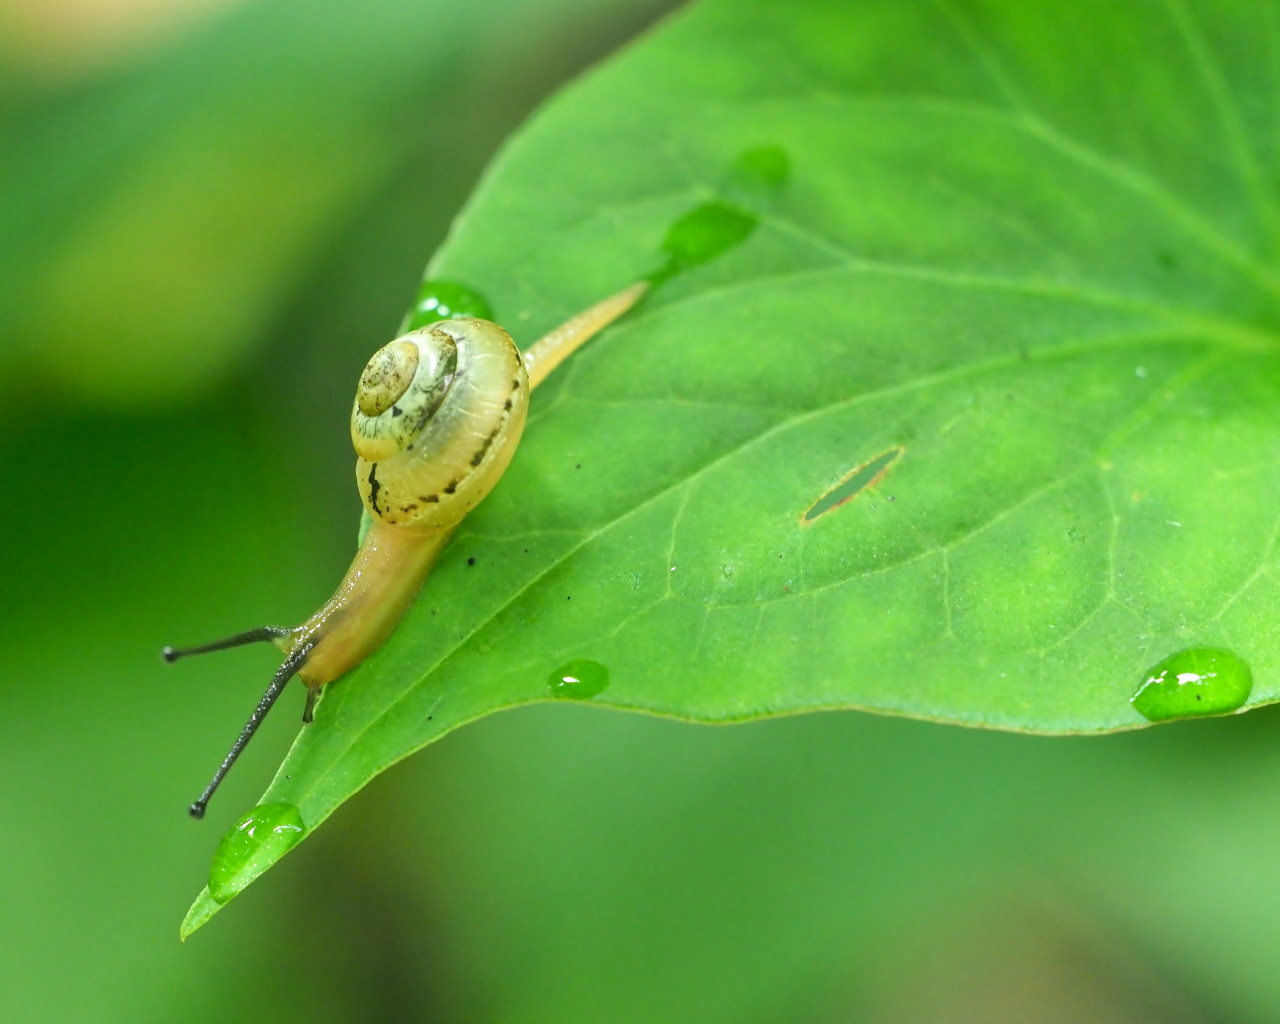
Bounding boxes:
[165,281,647,818]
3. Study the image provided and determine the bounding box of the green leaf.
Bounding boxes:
[185,0,1280,931]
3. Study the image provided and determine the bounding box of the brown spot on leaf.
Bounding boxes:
[802,447,904,524]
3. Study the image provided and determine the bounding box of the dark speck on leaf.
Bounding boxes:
[467,557,476,566]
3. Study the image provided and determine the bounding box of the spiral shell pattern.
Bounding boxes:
[351,319,529,530]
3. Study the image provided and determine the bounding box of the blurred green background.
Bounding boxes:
[4,1,1280,1021]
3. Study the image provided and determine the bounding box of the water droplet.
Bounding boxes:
[548,659,609,700]
[208,803,306,904]
[406,281,493,330]
[646,145,790,289]
[648,201,758,288]
[1130,648,1252,722]
[723,145,791,204]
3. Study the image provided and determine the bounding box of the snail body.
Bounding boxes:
[291,318,529,691]
[167,282,646,818]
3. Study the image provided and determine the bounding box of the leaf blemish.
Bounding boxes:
[802,447,903,524]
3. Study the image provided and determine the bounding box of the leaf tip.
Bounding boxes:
[180,888,221,942]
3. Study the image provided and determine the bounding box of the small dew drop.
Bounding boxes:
[208,803,306,905]
[1130,647,1252,722]
[644,145,791,290]
[548,659,610,701]
[646,201,758,288]
[406,281,493,330]
[1135,366,1148,378]
[723,144,791,201]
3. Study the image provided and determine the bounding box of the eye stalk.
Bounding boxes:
[166,281,647,819]
[162,626,293,663]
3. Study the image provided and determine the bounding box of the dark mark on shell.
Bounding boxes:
[469,425,502,468]
[367,464,383,515]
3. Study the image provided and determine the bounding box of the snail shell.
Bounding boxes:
[351,319,529,529]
